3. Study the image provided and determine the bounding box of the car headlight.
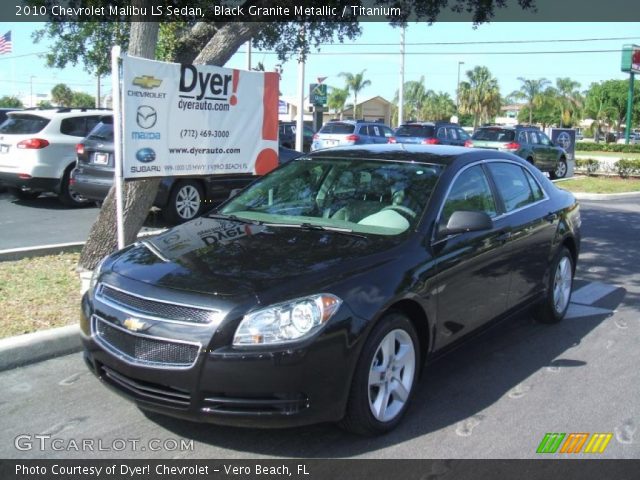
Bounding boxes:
[233,294,342,346]
[89,256,109,292]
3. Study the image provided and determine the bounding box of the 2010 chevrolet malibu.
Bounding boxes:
[80,144,581,435]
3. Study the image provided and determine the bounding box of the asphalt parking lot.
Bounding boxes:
[0,196,638,459]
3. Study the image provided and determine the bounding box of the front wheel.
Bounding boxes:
[535,247,574,324]
[550,158,568,179]
[340,312,419,435]
[162,180,204,224]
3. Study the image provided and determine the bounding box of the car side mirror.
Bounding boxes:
[438,210,493,238]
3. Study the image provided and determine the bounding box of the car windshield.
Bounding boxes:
[0,114,50,134]
[220,157,443,236]
[395,125,435,138]
[472,128,515,142]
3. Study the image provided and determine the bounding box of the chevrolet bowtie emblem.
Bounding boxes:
[132,75,162,89]
[123,317,148,332]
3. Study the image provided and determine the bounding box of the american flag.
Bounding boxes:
[0,31,12,55]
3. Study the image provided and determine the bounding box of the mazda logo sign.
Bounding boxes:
[136,105,157,129]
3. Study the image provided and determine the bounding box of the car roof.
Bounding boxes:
[306,143,516,166]
[8,108,111,119]
[400,121,458,126]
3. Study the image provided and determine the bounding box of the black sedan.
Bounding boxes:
[71,117,303,223]
[80,144,581,435]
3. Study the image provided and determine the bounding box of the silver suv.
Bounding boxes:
[311,120,394,151]
[0,108,108,206]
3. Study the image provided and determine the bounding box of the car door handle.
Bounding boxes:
[544,212,558,223]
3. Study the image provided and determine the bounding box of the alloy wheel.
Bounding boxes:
[367,329,416,422]
[553,256,572,314]
[175,185,201,220]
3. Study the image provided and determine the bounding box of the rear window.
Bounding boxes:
[319,123,355,135]
[87,122,114,142]
[395,125,435,138]
[0,114,50,134]
[472,128,515,142]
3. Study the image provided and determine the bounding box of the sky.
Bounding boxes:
[0,22,638,107]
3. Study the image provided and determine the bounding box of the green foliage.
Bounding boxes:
[576,142,640,153]
[511,77,551,125]
[71,91,96,108]
[339,70,371,119]
[0,96,23,108]
[421,92,456,122]
[458,66,501,128]
[51,84,73,107]
[36,100,53,109]
[327,86,349,118]
[575,158,601,175]
[616,159,640,178]
[584,79,640,134]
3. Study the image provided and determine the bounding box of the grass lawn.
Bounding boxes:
[0,253,81,339]
[576,150,640,160]
[556,176,640,194]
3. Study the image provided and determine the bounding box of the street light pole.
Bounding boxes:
[456,61,464,113]
[30,76,35,107]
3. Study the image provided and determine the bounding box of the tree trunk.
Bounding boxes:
[78,20,266,271]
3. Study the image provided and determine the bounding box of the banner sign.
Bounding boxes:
[122,55,279,179]
[621,44,640,74]
[551,128,576,160]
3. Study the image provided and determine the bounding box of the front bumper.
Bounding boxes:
[80,284,361,428]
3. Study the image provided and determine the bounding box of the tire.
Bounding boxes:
[59,168,89,207]
[162,180,204,224]
[340,312,420,435]
[550,158,568,179]
[8,187,40,201]
[535,247,574,324]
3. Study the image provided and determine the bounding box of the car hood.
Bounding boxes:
[110,216,397,300]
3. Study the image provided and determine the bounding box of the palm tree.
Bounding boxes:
[555,77,582,127]
[393,76,428,121]
[511,77,551,125]
[458,66,501,129]
[421,91,456,122]
[327,87,349,120]
[339,70,371,119]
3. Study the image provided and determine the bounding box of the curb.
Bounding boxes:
[0,242,85,262]
[572,191,640,200]
[0,325,81,372]
[0,229,167,262]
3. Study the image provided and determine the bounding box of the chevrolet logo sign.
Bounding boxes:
[123,317,149,332]
[132,75,162,89]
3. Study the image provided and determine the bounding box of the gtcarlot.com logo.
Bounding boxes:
[536,432,613,454]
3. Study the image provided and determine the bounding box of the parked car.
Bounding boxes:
[310,120,394,151]
[81,144,580,435]
[390,121,470,146]
[466,125,568,179]
[279,121,314,152]
[71,117,303,223]
[0,108,109,205]
[0,107,22,126]
[616,133,640,145]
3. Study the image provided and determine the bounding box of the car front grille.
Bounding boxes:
[92,316,200,368]
[97,284,217,324]
[201,393,309,416]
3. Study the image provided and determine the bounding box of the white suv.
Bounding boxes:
[0,108,109,206]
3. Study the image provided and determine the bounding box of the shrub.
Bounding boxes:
[575,158,601,175]
[616,159,640,178]
[576,142,640,153]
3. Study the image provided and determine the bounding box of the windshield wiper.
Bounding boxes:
[206,213,263,225]
[263,222,368,239]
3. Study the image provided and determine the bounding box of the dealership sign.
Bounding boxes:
[621,44,640,74]
[122,55,279,179]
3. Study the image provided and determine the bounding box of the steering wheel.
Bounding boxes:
[382,205,417,219]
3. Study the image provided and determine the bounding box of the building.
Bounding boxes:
[335,96,392,125]
[494,104,524,126]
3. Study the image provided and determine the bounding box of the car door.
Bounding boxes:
[430,164,512,349]
[538,132,559,170]
[485,161,556,308]
[528,131,551,170]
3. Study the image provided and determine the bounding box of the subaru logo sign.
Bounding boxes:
[135,147,156,163]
